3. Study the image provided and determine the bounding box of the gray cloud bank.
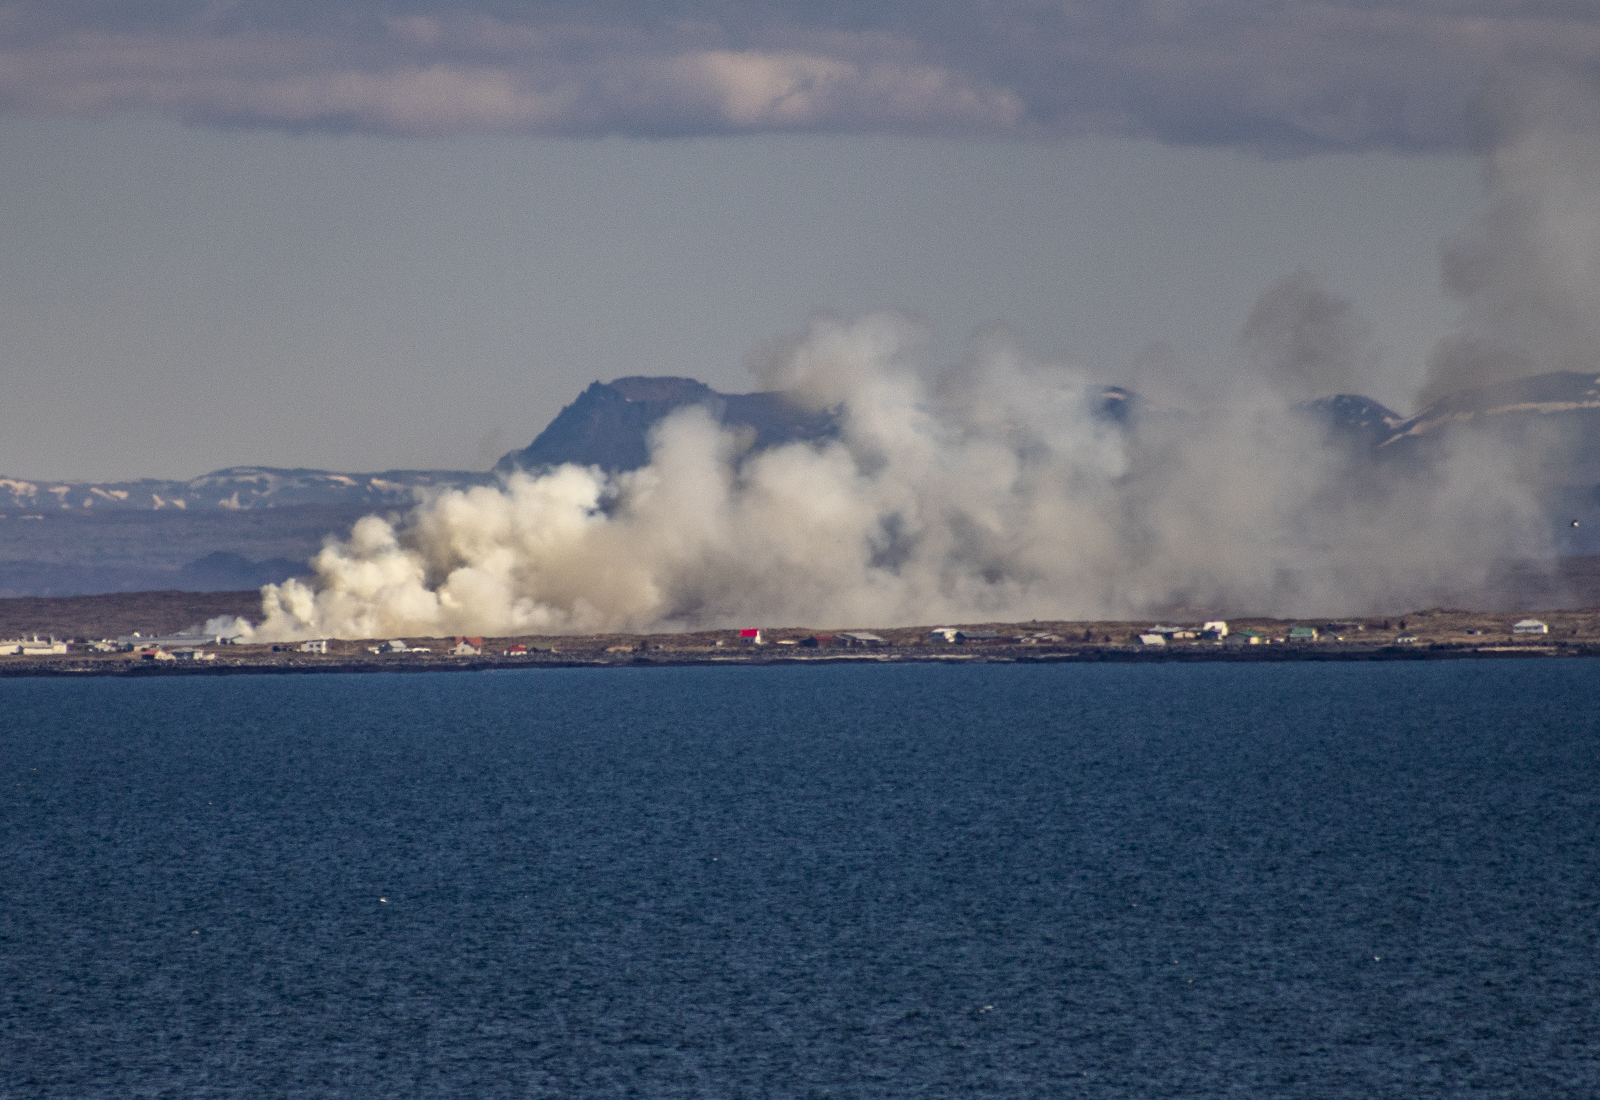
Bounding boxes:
[3,2,1598,151]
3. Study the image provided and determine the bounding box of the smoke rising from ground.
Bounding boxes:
[1419,69,1600,407]
[1237,269,1379,404]
[249,73,1600,640]
[251,312,1547,641]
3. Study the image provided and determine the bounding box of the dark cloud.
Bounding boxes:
[1,2,1597,150]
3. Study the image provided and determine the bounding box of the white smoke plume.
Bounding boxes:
[1419,68,1600,406]
[252,311,1547,641]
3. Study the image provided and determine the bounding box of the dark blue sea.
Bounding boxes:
[3,661,1599,1098]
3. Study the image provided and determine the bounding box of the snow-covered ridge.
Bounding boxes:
[10,372,1600,515]
[0,466,490,512]
[1379,374,1600,446]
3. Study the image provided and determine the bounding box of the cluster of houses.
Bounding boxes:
[139,647,215,662]
[0,635,68,655]
[739,629,890,648]
[1136,621,1241,645]
[1134,617,1553,645]
[0,615,1568,663]
[0,633,225,660]
[356,636,492,657]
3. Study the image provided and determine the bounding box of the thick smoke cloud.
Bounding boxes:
[1236,269,1379,403]
[2,2,1597,151]
[1419,69,1600,406]
[252,312,1546,641]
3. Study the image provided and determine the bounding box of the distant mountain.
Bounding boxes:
[495,376,839,475]
[1377,371,1600,452]
[8,370,1600,599]
[0,466,487,515]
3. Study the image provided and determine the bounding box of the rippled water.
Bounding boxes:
[3,662,1598,1097]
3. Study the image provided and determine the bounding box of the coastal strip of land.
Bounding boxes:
[1,597,1598,677]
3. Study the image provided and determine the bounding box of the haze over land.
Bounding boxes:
[5,4,1600,632]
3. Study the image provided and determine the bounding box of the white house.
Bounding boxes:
[299,639,329,654]
[1137,633,1167,646]
[2,636,67,655]
[1202,620,1228,638]
[1512,619,1549,634]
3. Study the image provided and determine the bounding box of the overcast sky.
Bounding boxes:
[1,1,1594,479]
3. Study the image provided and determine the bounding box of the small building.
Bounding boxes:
[1395,634,1421,644]
[1288,626,1320,642]
[140,648,176,662]
[739,628,764,645]
[117,632,235,649]
[799,634,833,648]
[171,648,215,661]
[503,644,528,655]
[1512,619,1549,634]
[956,630,1007,644]
[453,637,483,656]
[2,636,67,655]
[1202,620,1228,638]
[929,627,960,643]
[299,639,329,654]
[1223,631,1263,646]
[837,632,887,647]
[382,639,412,653]
[1137,633,1167,646]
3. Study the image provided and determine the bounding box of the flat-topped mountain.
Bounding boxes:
[15,371,1596,519]
[495,376,838,475]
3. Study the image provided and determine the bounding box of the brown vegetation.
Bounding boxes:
[0,589,259,640]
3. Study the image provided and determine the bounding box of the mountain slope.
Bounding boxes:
[495,376,838,475]
[10,370,1600,599]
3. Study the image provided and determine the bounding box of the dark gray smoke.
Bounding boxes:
[1237,269,1379,403]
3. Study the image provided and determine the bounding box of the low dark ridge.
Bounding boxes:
[0,590,260,640]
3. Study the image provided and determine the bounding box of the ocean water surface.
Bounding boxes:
[2,661,1598,1097]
